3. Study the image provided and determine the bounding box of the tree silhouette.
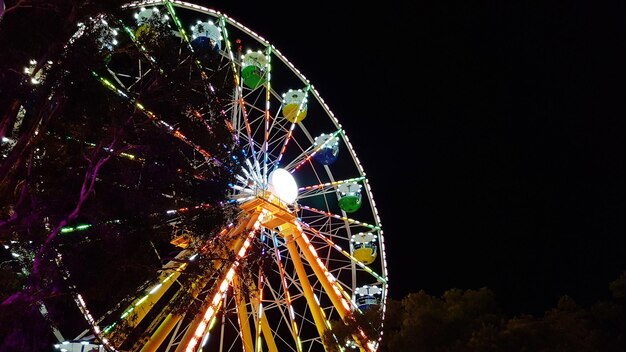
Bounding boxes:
[376,273,626,352]
[0,2,239,349]
[322,271,626,351]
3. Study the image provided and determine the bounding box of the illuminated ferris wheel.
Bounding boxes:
[53,1,389,351]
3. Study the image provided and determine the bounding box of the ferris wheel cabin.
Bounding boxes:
[337,181,362,213]
[241,50,267,89]
[351,232,378,265]
[354,285,383,311]
[190,20,222,55]
[282,89,308,123]
[313,133,339,165]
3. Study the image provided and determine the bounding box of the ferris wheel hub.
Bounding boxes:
[268,168,298,204]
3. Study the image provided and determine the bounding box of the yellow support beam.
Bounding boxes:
[106,250,189,346]
[126,196,369,352]
[174,208,263,352]
[141,212,256,351]
[234,276,255,352]
[291,225,352,319]
[244,277,279,352]
[139,313,178,352]
[291,224,375,352]
[283,224,331,351]
[259,308,279,352]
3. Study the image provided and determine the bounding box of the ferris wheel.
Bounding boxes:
[47,1,389,351]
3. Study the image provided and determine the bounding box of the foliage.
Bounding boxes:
[322,305,384,352]
[322,271,626,352]
[378,274,626,352]
[0,1,239,349]
[381,287,500,352]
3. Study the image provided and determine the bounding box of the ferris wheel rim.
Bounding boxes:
[50,2,389,351]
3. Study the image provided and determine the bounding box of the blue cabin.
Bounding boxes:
[313,133,339,165]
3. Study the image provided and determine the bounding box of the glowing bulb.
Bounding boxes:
[268,168,298,204]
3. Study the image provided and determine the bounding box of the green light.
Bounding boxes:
[120,152,136,160]
[61,224,91,234]
[120,307,134,319]
[165,1,190,43]
[123,26,136,41]
[103,322,116,333]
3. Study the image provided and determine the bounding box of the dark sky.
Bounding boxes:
[211,1,626,315]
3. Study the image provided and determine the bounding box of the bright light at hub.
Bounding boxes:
[269,168,298,204]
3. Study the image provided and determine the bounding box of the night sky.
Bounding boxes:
[208,1,626,315]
